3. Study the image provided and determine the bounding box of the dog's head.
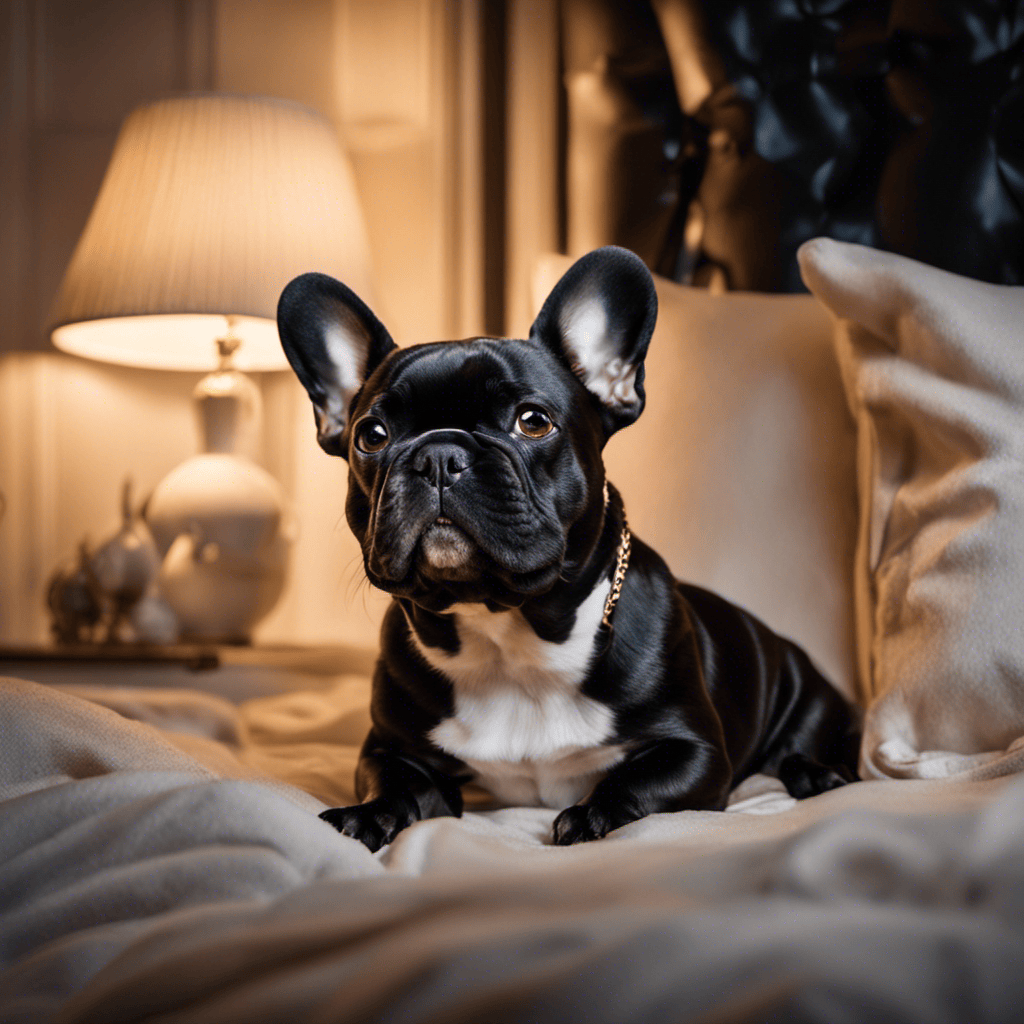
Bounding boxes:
[277,246,657,611]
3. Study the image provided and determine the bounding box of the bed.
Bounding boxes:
[4,2,1024,1021]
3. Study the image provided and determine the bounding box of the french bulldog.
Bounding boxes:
[277,246,859,851]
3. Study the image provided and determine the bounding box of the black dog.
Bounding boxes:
[277,246,859,851]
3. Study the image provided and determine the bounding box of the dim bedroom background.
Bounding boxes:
[3,1,1024,1021]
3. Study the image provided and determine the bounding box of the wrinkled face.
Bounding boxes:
[277,246,658,612]
[343,338,606,610]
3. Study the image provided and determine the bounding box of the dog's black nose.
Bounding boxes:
[412,441,473,490]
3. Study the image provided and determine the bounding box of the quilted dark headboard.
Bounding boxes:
[562,0,1024,291]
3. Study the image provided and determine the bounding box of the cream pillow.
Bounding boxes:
[799,238,1024,780]
[534,256,859,701]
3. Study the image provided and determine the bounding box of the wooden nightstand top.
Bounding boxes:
[0,643,375,673]
[0,643,378,701]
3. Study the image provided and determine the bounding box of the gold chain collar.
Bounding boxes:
[601,482,632,629]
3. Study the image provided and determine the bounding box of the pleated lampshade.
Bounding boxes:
[49,93,373,371]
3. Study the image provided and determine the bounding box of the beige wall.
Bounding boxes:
[0,0,490,649]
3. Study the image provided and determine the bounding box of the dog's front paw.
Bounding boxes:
[778,753,856,800]
[552,802,637,845]
[319,796,417,852]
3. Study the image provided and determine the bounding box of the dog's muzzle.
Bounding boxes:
[364,428,567,603]
[411,435,479,575]
[366,431,482,583]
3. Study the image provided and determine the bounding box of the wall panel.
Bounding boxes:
[0,0,487,648]
[0,0,213,643]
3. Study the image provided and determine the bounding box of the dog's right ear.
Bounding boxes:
[277,272,397,457]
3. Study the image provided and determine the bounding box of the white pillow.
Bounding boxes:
[799,238,1024,780]
[534,256,859,701]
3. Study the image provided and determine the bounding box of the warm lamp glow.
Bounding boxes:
[49,93,373,370]
[51,315,286,372]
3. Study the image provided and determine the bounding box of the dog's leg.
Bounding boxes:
[777,752,856,798]
[551,736,731,845]
[319,739,463,852]
[762,647,862,799]
[767,730,860,801]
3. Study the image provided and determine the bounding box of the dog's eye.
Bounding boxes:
[514,407,554,439]
[354,418,389,454]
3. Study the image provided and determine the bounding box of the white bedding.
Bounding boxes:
[3,674,1024,1023]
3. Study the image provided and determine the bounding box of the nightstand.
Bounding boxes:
[0,643,377,702]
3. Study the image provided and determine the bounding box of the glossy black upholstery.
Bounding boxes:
[562,0,1024,291]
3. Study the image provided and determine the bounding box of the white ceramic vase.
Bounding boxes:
[146,346,292,643]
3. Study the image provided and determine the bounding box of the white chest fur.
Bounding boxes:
[413,580,624,808]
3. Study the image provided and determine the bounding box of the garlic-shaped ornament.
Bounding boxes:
[90,479,162,605]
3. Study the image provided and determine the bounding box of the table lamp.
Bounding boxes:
[49,93,374,643]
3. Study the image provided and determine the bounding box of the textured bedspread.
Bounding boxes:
[2,675,1023,1023]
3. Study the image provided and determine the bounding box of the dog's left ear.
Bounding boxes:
[530,246,657,435]
[277,272,397,457]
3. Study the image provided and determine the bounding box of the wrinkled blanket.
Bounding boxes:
[2,675,1023,1023]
